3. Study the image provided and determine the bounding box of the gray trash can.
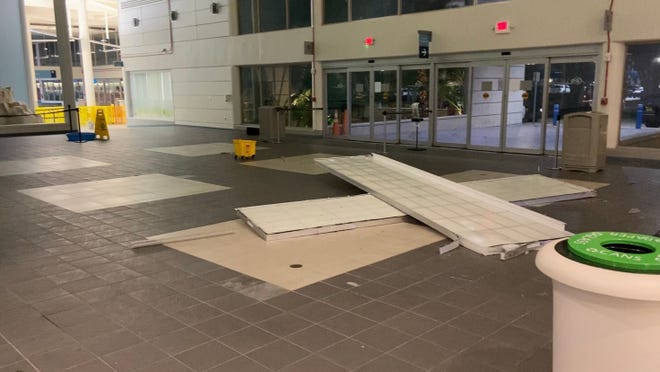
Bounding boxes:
[259,106,285,142]
[561,112,607,173]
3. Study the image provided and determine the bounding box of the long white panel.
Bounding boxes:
[316,154,571,256]
[236,195,406,241]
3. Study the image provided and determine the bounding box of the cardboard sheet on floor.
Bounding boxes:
[236,195,406,241]
[462,174,596,206]
[316,154,571,258]
[146,219,444,291]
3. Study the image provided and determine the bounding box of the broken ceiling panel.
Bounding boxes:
[236,194,406,241]
[316,154,571,256]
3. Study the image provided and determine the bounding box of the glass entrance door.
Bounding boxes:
[469,65,505,149]
[504,62,546,153]
[400,68,431,145]
[435,67,469,145]
[349,71,371,139]
[373,69,398,142]
[544,60,596,153]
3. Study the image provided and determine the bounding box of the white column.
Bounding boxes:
[53,0,77,129]
[19,0,37,111]
[78,0,96,106]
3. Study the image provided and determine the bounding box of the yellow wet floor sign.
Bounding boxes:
[94,109,110,140]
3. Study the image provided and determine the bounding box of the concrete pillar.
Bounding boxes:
[53,0,78,130]
[78,0,96,106]
[0,1,32,106]
[19,0,38,111]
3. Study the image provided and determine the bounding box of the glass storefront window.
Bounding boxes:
[240,0,310,33]
[352,0,397,21]
[324,0,348,24]
[259,0,286,32]
[240,64,312,127]
[327,72,348,136]
[402,0,473,14]
[128,71,173,120]
[619,43,660,149]
[238,0,254,34]
[289,0,311,28]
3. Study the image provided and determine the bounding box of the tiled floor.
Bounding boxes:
[242,153,335,175]
[0,125,658,372]
[0,155,109,176]
[19,174,229,213]
[147,142,268,157]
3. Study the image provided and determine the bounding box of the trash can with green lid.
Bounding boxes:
[536,232,660,372]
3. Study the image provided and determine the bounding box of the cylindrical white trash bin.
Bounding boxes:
[536,231,660,372]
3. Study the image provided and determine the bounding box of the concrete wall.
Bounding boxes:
[118,0,660,145]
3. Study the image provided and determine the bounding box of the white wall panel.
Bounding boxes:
[173,95,230,109]
[197,22,229,39]
[173,26,197,42]
[172,67,231,82]
[172,81,232,95]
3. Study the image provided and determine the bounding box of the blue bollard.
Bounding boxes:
[553,104,560,126]
[636,103,643,129]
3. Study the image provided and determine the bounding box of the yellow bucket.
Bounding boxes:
[233,139,256,159]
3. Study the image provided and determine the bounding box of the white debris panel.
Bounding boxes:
[236,195,407,241]
[315,154,571,256]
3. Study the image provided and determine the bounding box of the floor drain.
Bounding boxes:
[289,264,303,268]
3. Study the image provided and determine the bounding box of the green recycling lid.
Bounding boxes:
[567,231,660,272]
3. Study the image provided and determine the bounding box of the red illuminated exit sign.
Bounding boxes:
[495,20,510,34]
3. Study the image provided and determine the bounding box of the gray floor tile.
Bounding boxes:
[133,357,196,372]
[354,354,424,372]
[352,324,412,352]
[256,313,312,337]
[0,360,38,372]
[30,345,96,372]
[319,339,381,370]
[390,338,454,370]
[264,292,314,311]
[171,303,224,325]
[174,341,239,371]
[286,325,345,352]
[232,302,283,323]
[247,339,310,370]
[383,311,439,336]
[78,328,143,356]
[65,358,116,372]
[149,327,212,355]
[280,355,348,372]
[218,326,278,353]
[193,314,250,338]
[206,356,271,372]
[290,301,344,323]
[420,324,483,352]
[320,312,376,337]
[102,342,168,372]
[0,344,23,368]
[448,312,506,337]
[351,300,404,322]
[208,292,258,312]
[322,291,371,310]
